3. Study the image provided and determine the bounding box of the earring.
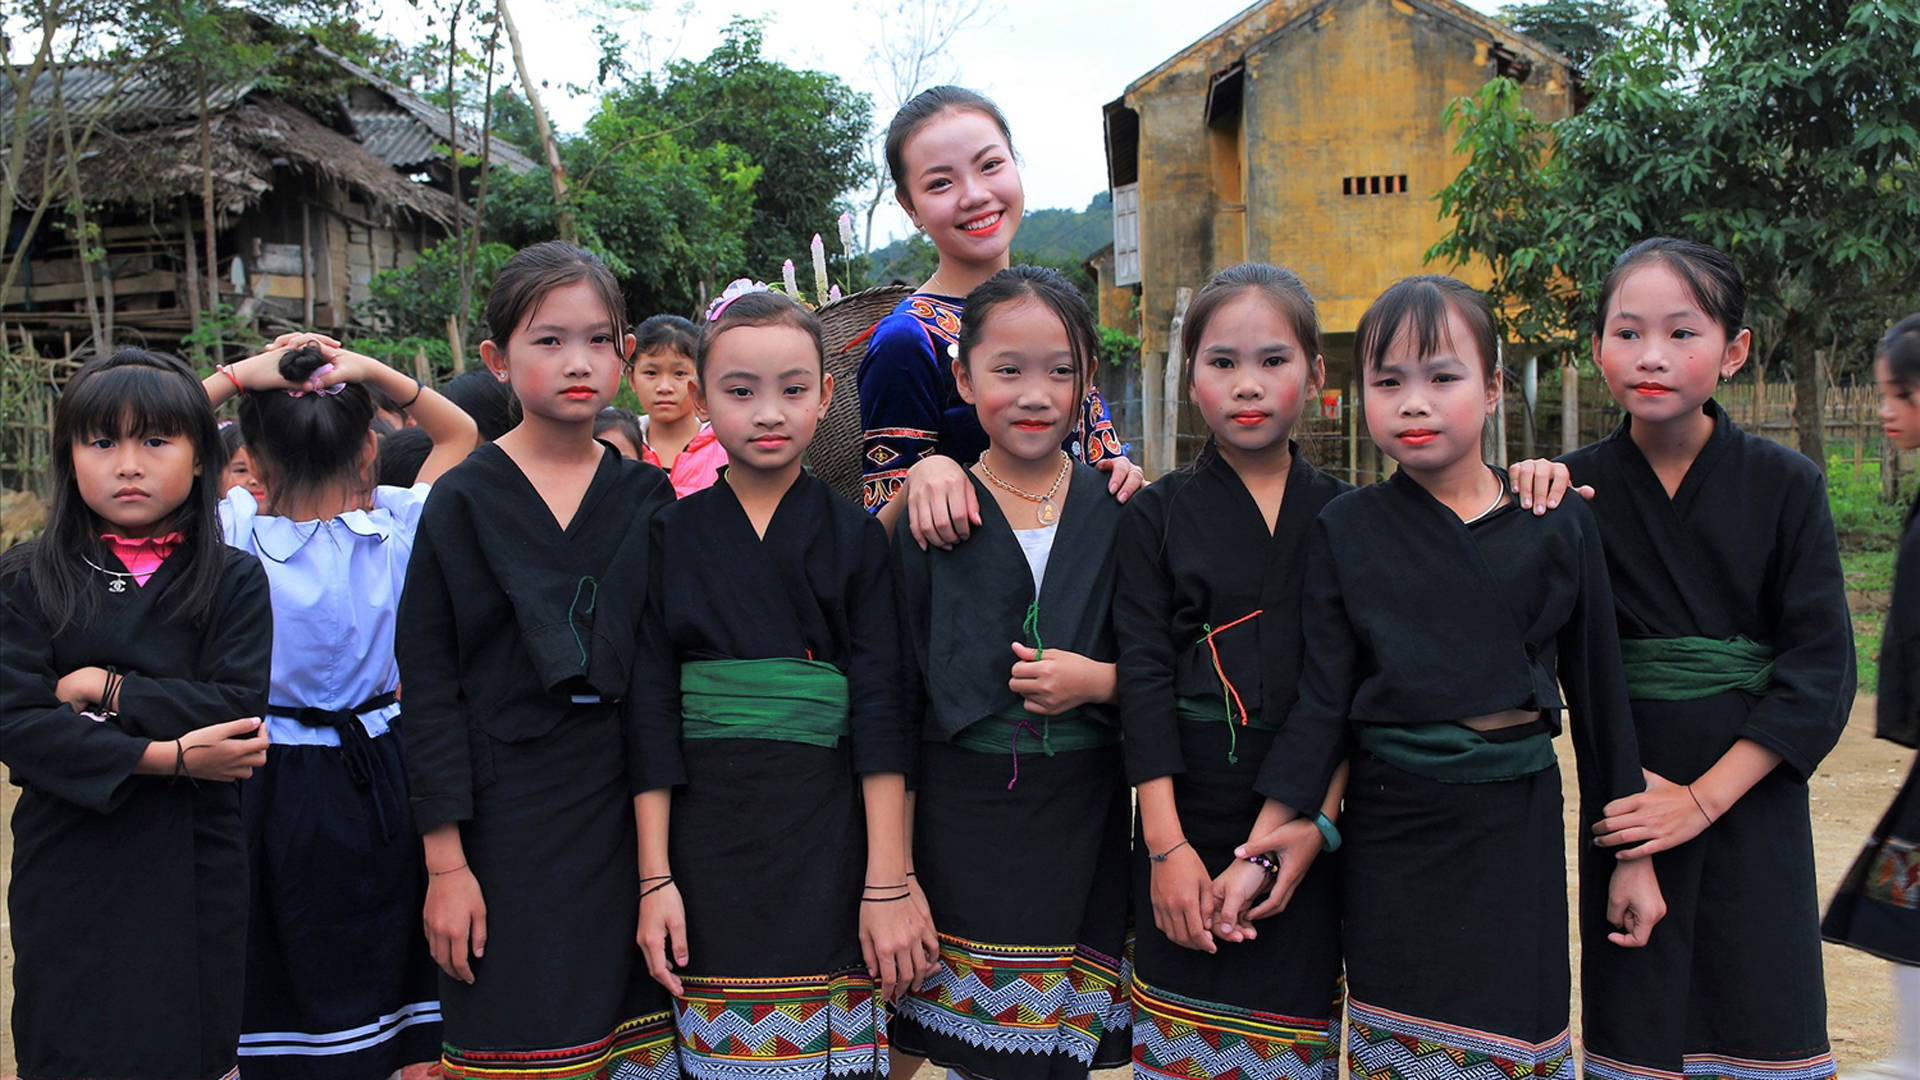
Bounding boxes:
[496,371,508,382]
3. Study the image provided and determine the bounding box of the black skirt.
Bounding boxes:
[668,737,886,1080]
[1581,693,1834,1080]
[439,705,678,1080]
[1130,722,1342,1080]
[1824,748,1920,965]
[9,778,246,1080]
[891,738,1132,1080]
[237,731,443,1080]
[1342,750,1573,1080]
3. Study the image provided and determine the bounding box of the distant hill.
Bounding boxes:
[867,191,1113,286]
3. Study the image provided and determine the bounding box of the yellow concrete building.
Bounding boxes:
[1104,0,1576,474]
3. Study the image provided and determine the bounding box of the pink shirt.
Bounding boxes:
[101,532,181,587]
[642,422,728,498]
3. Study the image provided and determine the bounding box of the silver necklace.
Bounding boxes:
[82,554,134,593]
[1463,469,1511,525]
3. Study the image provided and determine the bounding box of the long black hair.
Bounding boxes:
[0,349,226,633]
[237,345,377,512]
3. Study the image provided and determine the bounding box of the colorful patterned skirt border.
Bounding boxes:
[1823,748,1920,965]
[1348,999,1571,1080]
[1583,1048,1841,1080]
[1131,976,1338,1080]
[1128,720,1342,1080]
[892,738,1133,1080]
[676,970,885,1080]
[1340,749,1572,1080]
[441,1010,678,1080]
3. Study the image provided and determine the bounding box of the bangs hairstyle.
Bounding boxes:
[1180,263,1324,386]
[1354,275,1500,384]
[238,345,376,510]
[694,292,826,382]
[884,85,1014,202]
[1595,237,1747,342]
[1883,313,1920,388]
[0,348,226,633]
[956,265,1099,409]
[484,241,631,362]
[634,314,699,362]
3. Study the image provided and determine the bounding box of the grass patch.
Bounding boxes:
[1830,456,1910,690]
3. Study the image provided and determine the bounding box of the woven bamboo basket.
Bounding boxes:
[810,284,913,505]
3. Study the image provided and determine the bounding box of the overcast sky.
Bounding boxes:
[389,0,1503,245]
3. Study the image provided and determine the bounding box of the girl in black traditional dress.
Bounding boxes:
[1249,275,1663,1080]
[1111,264,1349,1080]
[397,241,679,1080]
[891,266,1134,1080]
[2,348,274,1080]
[1566,240,1855,1080]
[631,282,929,1080]
[1823,312,1920,1080]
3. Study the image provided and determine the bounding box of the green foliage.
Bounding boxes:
[644,18,874,275]
[1496,0,1639,72]
[358,238,514,344]
[177,302,265,363]
[1098,326,1142,371]
[1430,0,1920,378]
[1828,453,1911,550]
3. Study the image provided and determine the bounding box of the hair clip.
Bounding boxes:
[706,279,772,322]
[284,363,346,397]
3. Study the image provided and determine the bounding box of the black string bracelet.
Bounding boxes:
[641,877,676,898]
[861,894,911,903]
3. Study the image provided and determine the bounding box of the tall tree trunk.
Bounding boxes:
[197,64,220,359]
[456,22,501,362]
[53,81,104,350]
[1787,312,1825,470]
[498,0,573,243]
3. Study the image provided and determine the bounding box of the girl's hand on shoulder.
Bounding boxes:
[638,880,688,996]
[1592,768,1711,858]
[1098,455,1147,504]
[424,862,487,984]
[1605,857,1665,947]
[1148,842,1218,953]
[860,886,930,1003]
[1509,458,1593,515]
[54,666,108,712]
[1008,645,1114,714]
[905,455,981,550]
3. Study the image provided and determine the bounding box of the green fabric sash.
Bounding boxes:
[1176,694,1279,732]
[950,706,1120,755]
[1353,721,1557,784]
[680,658,849,748]
[1618,635,1774,702]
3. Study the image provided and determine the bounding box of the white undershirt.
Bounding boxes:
[1013,522,1059,594]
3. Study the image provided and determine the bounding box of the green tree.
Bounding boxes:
[647,18,873,277]
[1496,0,1639,72]
[1430,0,1920,467]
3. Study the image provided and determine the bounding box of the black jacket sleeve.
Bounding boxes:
[847,517,913,776]
[1737,470,1857,779]
[1113,495,1184,786]
[1554,505,1647,806]
[113,553,272,742]
[1254,518,1356,814]
[396,507,474,832]
[627,515,687,795]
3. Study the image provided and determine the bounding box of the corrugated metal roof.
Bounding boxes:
[319,46,538,175]
[1,64,256,139]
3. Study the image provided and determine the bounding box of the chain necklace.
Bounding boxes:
[81,554,135,593]
[978,450,1070,526]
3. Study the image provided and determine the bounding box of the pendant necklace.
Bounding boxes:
[82,554,134,593]
[978,450,1070,526]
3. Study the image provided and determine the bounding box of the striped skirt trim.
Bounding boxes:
[1346,998,1571,1080]
[1584,1050,1838,1080]
[896,933,1131,1064]
[441,1011,678,1080]
[673,968,885,1080]
[1130,975,1337,1080]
